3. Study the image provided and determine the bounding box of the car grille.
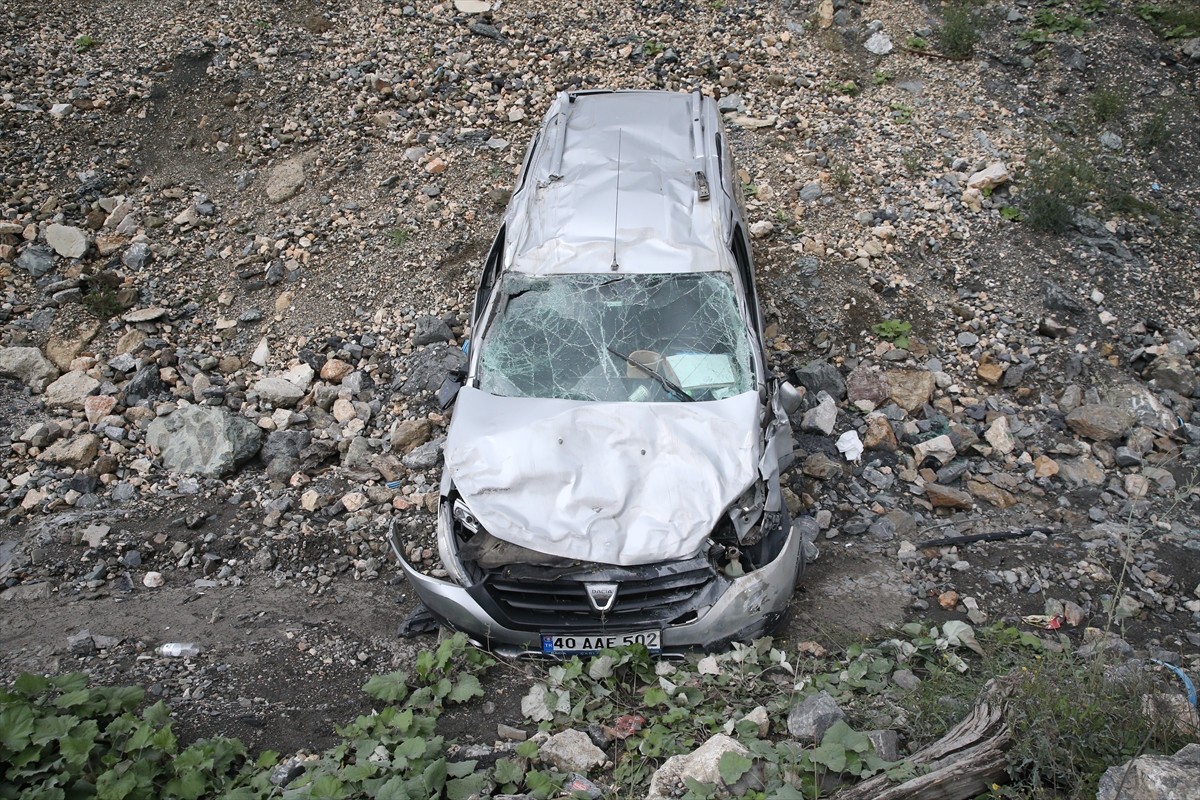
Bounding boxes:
[482,559,721,630]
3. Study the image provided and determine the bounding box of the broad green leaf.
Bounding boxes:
[447,674,482,704]
[53,690,92,711]
[683,777,718,799]
[422,758,448,792]
[515,739,539,759]
[396,737,426,759]
[164,770,207,800]
[59,719,99,767]
[588,655,616,679]
[446,774,487,800]
[717,751,753,785]
[340,762,377,782]
[363,672,411,704]
[49,674,88,693]
[766,785,807,799]
[95,766,137,800]
[141,701,170,728]
[0,705,36,752]
[492,758,524,784]
[375,775,411,800]
[446,760,477,778]
[810,741,847,773]
[12,673,51,698]
[101,687,144,715]
[32,715,77,747]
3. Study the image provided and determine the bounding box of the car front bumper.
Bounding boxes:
[388,518,802,657]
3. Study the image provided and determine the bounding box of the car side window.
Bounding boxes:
[473,227,505,326]
[730,225,761,333]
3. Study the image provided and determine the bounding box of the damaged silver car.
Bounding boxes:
[392,89,804,656]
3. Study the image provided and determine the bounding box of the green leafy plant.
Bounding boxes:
[872,70,892,85]
[831,164,853,189]
[1089,88,1126,123]
[905,35,929,50]
[891,102,914,124]
[74,34,98,52]
[1136,2,1200,38]
[741,181,759,199]
[872,318,912,348]
[1083,0,1110,14]
[1138,104,1174,150]
[939,2,981,58]
[1022,150,1095,233]
[643,40,665,57]
[387,227,412,247]
[1000,206,1025,221]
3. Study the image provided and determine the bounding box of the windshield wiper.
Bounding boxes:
[605,346,694,402]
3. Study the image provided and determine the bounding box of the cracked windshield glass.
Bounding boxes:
[478,272,754,402]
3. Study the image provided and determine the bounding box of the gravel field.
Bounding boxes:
[2,0,1200,774]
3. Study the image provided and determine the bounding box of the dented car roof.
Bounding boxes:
[503,90,731,276]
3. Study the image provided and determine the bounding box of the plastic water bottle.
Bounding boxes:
[157,642,200,658]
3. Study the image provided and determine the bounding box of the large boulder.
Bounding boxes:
[1066,404,1135,442]
[794,360,846,400]
[394,344,467,396]
[0,346,60,388]
[847,363,889,408]
[253,376,306,408]
[1096,743,1200,800]
[538,729,607,775]
[38,434,101,468]
[886,369,936,413]
[43,370,100,410]
[147,405,263,477]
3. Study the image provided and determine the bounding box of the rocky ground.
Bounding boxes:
[2,0,1199,782]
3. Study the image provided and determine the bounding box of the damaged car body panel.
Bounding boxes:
[393,89,803,655]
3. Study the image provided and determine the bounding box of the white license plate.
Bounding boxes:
[541,630,661,655]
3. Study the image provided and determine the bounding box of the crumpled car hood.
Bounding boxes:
[444,386,761,566]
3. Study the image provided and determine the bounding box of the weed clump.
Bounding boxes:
[939,2,982,58]
[1089,88,1126,123]
[1022,152,1095,233]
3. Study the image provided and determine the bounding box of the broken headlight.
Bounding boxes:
[436,498,473,585]
[710,482,788,576]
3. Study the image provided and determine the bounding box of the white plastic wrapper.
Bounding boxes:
[836,429,864,462]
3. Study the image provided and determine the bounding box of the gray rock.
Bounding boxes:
[892,669,921,691]
[147,405,263,477]
[344,436,376,469]
[802,452,842,480]
[266,156,306,203]
[1182,37,1200,61]
[122,242,152,269]
[402,437,445,470]
[46,224,89,258]
[1114,447,1142,467]
[786,690,845,744]
[254,376,306,407]
[122,364,166,404]
[956,332,979,347]
[794,360,846,400]
[1044,281,1086,315]
[801,392,837,435]
[1099,131,1123,150]
[799,181,824,202]
[412,315,454,346]
[262,430,312,482]
[1146,353,1194,396]
[716,94,745,113]
[1097,744,1200,800]
[0,346,60,387]
[16,245,56,277]
[68,629,97,655]
[538,729,607,775]
[44,370,100,409]
[1066,404,1134,442]
[395,344,467,396]
[867,730,900,762]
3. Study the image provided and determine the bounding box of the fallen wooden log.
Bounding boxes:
[835,679,1013,800]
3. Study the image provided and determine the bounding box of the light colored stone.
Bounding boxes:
[45,223,89,258]
[44,370,100,410]
[647,733,752,800]
[453,0,490,11]
[266,157,306,203]
[254,376,306,408]
[321,358,353,383]
[538,729,607,775]
[966,162,1010,191]
[390,418,433,454]
[39,434,101,468]
[1097,744,1200,800]
[122,307,166,323]
[1066,404,1134,442]
[865,31,893,55]
[83,395,116,424]
[886,370,936,412]
[1033,455,1059,478]
[967,479,1017,508]
[146,405,263,477]
[923,483,974,510]
[801,392,837,435]
[862,413,898,451]
[913,434,956,466]
[0,346,60,387]
[984,416,1016,454]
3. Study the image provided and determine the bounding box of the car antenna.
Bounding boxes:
[610,129,622,272]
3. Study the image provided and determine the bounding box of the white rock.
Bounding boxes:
[49,103,73,119]
[966,162,1010,191]
[865,31,893,55]
[749,220,775,238]
[453,0,490,11]
[912,434,956,465]
[142,572,164,588]
[984,416,1016,455]
[45,224,89,258]
[250,337,270,367]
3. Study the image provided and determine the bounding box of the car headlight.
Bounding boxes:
[436,500,472,585]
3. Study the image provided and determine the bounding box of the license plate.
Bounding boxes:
[541,630,661,655]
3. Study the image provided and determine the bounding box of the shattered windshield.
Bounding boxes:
[477,273,754,402]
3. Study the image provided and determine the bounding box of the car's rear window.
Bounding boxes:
[477,273,754,402]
